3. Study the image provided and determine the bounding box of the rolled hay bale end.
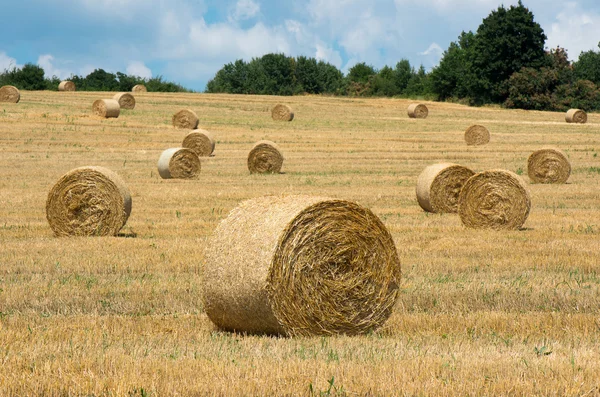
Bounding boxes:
[465,125,490,146]
[407,103,428,119]
[113,92,136,110]
[0,85,20,103]
[132,84,147,93]
[182,129,215,157]
[527,148,571,184]
[58,81,76,92]
[416,163,475,213]
[566,109,587,124]
[203,195,401,336]
[92,99,120,118]
[248,140,284,174]
[458,170,531,230]
[271,104,294,121]
[172,109,199,129]
[46,166,132,237]
[157,148,201,179]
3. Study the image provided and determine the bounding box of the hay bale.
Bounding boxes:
[92,99,120,118]
[407,103,428,119]
[416,163,475,213]
[527,148,571,184]
[458,170,531,230]
[46,166,132,237]
[113,92,136,110]
[132,84,147,93]
[271,104,294,121]
[0,85,20,103]
[157,148,201,179]
[203,195,401,336]
[182,129,215,157]
[248,140,283,174]
[465,125,490,146]
[58,81,76,92]
[566,109,587,124]
[172,109,199,129]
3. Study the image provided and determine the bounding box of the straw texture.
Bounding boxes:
[58,81,76,92]
[271,104,294,121]
[565,109,587,124]
[458,170,531,230]
[132,84,147,93]
[157,148,201,179]
[203,195,401,336]
[182,129,215,157]
[172,109,199,129]
[407,103,428,119]
[46,166,132,237]
[527,148,571,184]
[248,140,283,174]
[465,125,490,146]
[0,85,20,103]
[416,163,475,213]
[92,99,120,118]
[113,92,136,109]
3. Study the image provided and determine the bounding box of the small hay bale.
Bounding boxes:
[157,148,201,179]
[0,85,20,103]
[271,104,294,121]
[407,103,428,119]
[58,81,76,92]
[527,148,571,184]
[458,169,531,230]
[416,163,475,213]
[172,109,199,129]
[566,109,587,124]
[182,129,215,157]
[113,92,136,110]
[248,140,283,174]
[46,166,132,237]
[132,84,147,93]
[465,125,490,146]
[92,99,120,118]
[203,195,401,336]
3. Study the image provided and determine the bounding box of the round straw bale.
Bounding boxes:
[92,99,120,118]
[566,109,587,124]
[172,109,199,129]
[157,148,201,179]
[465,125,490,146]
[527,148,571,184]
[407,103,428,119]
[46,166,132,237]
[58,81,76,92]
[113,92,136,110]
[416,163,475,213]
[458,170,531,230]
[203,195,401,336]
[0,85,20,103]
[132,84,147,93]
[248,140,284,174]
[271,104,294,121]
[182,129,215,157]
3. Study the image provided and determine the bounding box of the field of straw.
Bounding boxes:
[1,91,599,396]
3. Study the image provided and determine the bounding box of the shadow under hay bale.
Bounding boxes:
[416,163,475,213]
[527,148,571,184]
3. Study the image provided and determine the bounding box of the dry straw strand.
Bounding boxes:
[92,99,120,118]
[58,81,76,92]
[458,169,531,230]
[172,109,199,129]
[113,92,136,110]
[157,148,201,179]
[132,84,147,93]
[271,104,294,121]
[527,148,571,184]
[182,129,215,157]
[0,85,20,103]
[407,103,428,119]
[248,140,284,174]
[566,109,587,124]
[465,125,490,146]
[416,163,475,213]
[202,195,401,336]
[46,166,132,237]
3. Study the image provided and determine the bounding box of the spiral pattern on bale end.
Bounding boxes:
[271,104,294,121]
[416,163,475,213]
[566,109,587,124]
[157,148,201,179]
[248,140,284,174]
[132,84,147,93]
[0,85,20,103]
[182,129,215,157]
[172,109,199,129]
[58,81,76,92]
[113,93,136,110]
[407,103,428,119]
[465,125,490,146]
[527,148,571,184]
[92,99,120,118]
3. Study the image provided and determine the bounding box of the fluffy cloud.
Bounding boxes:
[546,2,600,59]
[37,54,72,79]
[126,61,152,79]
[0,52,19,71]
[229,0,260,22]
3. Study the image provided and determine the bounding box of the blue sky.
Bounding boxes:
[1,0,599,91]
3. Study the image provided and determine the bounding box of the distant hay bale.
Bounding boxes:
[182,129,215,157]
[157,148,201,179]
[202,195,401,336]
[58,81,76,92]
[132,84,147,93]
[465,125,490,146]
[172,109,199,129]
[566,109,587,124]
[416,163,475,213]
[0,85,20,103]
[248,140,283,174]
[113,92,136,110]
[527,148,571,184]
[92,99,120,118]
[271,104,294,121]
[46,166,132,237]
[458,170,531,230]
[407,103,428,119]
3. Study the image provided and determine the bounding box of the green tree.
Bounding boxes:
[316,61,343,94]
[573,43,600,85]
[295,56,320,94]
[394,59,413,95]
[371,66,398,96]
[430,31,475,100]
[346,62,376,84]
[1,63,47,90]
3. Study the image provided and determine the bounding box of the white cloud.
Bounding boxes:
[0,52,19,71]
[126,61,152,78]
[546,2,600,60]
[37,54,72,79]
[315,43,343,68]
[229,0,260,22]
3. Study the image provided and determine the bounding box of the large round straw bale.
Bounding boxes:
[416,163,475,213]
[248,140,283,174]
[132,84,147,93]
[46,166,132,237]
[92,99,120,118]
[0,85,20,103]
[407,103,428,119]
[182,129,215,157]
[271,104,294,121]
[527,148,571,184]
[465,125,490,146]
[113,92,136,110]
[157,148,201,179]
[566,109,587,124]
[458,170,531,230]
[58,81,76,92]
[203,195,401,336]
[172,109,199,129]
